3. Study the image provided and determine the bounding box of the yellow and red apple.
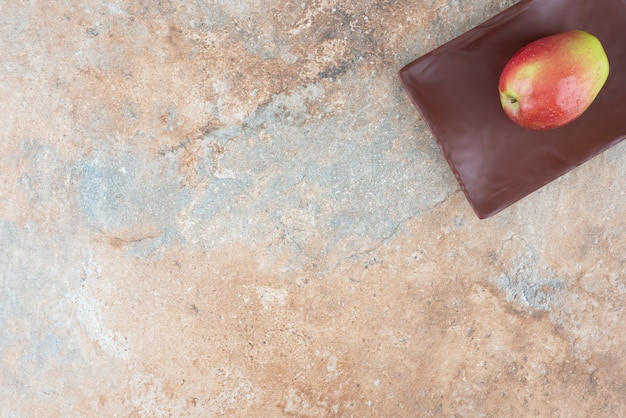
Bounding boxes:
[498,30,609,130]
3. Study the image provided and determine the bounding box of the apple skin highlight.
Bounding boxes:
[498,30,609,130]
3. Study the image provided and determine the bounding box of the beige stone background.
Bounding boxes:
[1,0,625,416]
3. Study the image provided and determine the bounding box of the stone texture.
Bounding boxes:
[1,0,625,416]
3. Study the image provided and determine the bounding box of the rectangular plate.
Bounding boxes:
[399,0,626,219]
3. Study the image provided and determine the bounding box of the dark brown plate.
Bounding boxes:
[399,0,626,219]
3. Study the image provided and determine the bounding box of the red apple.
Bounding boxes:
[498,30,609,130]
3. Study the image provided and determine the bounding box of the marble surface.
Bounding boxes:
[1,0,625,416]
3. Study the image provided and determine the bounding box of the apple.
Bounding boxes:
[498,30,609,130]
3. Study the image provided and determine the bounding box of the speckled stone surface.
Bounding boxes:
[1,0,625,416]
